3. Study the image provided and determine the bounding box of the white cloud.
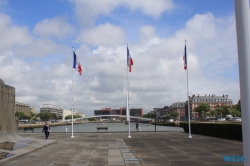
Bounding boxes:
[15,38,69,57]
[77,23,126,47]
[33,17,75,39]
[125,0,174,18]
[71,0,174,26]
[139,26,156,41]
[0,13,32,52]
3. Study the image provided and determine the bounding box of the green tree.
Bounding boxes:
[210,110,217,117]
[88,117,95,121]
[57,116,63,120]
[231,109,241,117]
[215,106,230,118]
[65,115,72,119]
[37,112,52,121]
[30,112,36,117]
[170,111,179,118]
[194,103,211,118]
[142,114,150,118]
[15,111,26,119]
[164,114,171,119]
[235,100,241,112]
[50,113,57,120]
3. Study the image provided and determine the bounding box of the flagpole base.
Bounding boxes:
[188,135,192,138]
[71,135,74,138]
[128,135,131,138]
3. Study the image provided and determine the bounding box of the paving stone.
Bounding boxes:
[0,132,244,166]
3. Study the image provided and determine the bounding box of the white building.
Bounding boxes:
[63,109,72,120]
[40,104,63,117]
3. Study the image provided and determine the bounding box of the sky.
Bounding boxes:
[0,0,240,116]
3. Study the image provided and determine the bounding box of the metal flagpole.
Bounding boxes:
[185,40,192,138]
[235,0,250,164]
[127,44,131,138]
[71,47,74,138]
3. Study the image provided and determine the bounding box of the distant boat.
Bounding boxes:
[145,124,150,126]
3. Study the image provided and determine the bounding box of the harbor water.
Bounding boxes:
[19,122,184,133]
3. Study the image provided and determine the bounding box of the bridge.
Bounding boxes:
[62,115,152,122]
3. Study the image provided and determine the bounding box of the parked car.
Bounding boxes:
[233,117,241,123]
[217,118,226,122]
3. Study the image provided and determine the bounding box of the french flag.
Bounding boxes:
[127,46,133,72]
[183,44,187,70]
[73,51,82,75]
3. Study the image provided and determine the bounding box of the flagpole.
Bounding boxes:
[185,40,192,138]
[235,0,250,164]
[127,43,131,138]
[71,47,74,138]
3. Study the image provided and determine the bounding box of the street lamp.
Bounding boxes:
[155,110,156,132]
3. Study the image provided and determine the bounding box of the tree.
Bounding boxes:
[194,103,211,118]
[65,115,72,119]
[88,117,95,121]
[30,112,36,117]
[164,114,171,119]
[37,112,52,121]
[235,100,241,112]
[170,111,179,118]
[50,113,57,120]
[15,111,26,119]
[231,109,241,117]
[215,106,230,118]
[57,116,63,120]
[210,110,217,117]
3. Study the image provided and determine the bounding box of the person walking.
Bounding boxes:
[136,121,139,132]
[42,122,50,140]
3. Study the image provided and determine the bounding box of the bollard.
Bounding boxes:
[66,128,67,133]
[138,127,141,132]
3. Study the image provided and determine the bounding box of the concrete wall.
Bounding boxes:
[0,79,17,135]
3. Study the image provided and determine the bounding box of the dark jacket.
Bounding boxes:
[42,124,50,133]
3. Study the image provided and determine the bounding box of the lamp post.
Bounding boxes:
[155,110,156,132]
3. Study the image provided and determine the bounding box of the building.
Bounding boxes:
[40,104,63,118]
[187,94,233,118]
[76,113,85,118]
[15,102,31,116]
[94,107,143,118]
[30,107,36,113]
[63,109,72,120]
[167,102,186,120]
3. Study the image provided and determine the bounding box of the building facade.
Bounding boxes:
[187,94,233,118]
[15,102,31,116]
[40,104,63,117]
[167,102,186,120]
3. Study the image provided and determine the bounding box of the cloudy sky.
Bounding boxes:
[0,0,239,116]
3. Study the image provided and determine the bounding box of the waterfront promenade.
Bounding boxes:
[1,132,243,166]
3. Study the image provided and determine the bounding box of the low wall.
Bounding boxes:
[180,122,242,140]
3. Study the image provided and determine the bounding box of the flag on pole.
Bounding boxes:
[78,62,82,75]
[127,46,133,72]
[183,44,187,70]
[73,51,82,75]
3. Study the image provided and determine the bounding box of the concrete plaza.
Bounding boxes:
[0,131,243,166]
